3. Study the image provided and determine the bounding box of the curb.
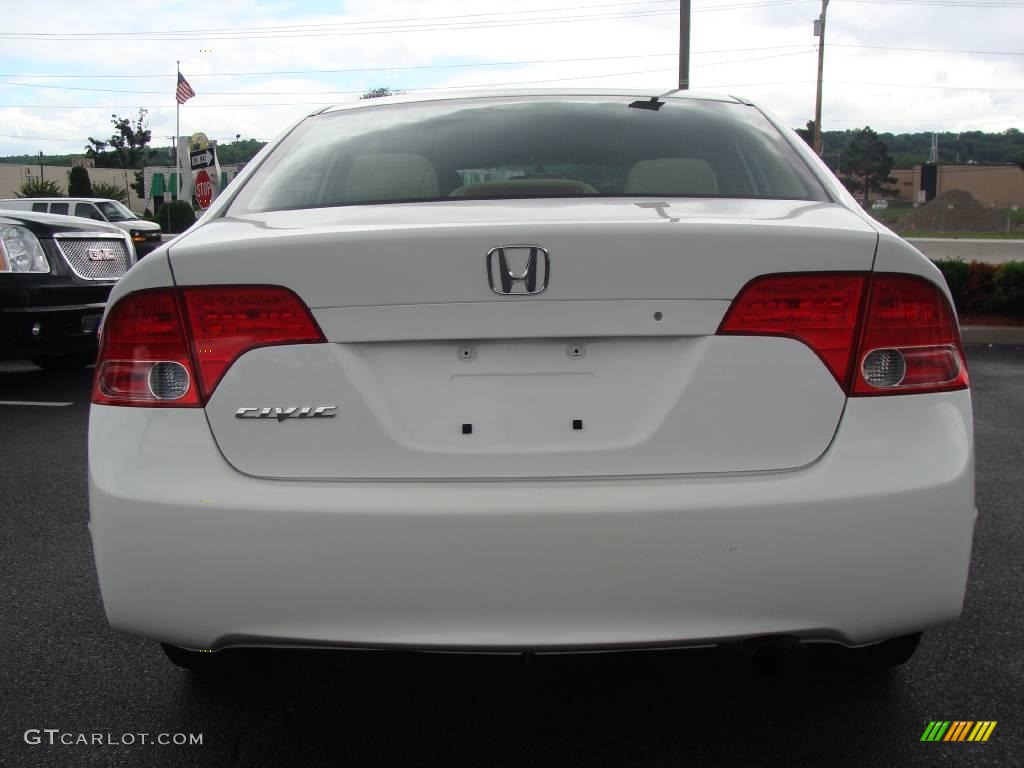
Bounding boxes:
[961,326,1024,346]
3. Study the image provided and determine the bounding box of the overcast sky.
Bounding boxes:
[0,0,1022,157]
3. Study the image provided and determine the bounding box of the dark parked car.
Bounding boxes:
[1,210,136,369]
[0,198,163,257]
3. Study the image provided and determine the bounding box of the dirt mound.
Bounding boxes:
[898,189,1004,232]
[935,189,978,205]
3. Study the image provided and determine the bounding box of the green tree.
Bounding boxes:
[795,120,816,148]
[16,178,63,197]
[86,109,154,198]
[214,138,267,165]
[68,166,93,196]
[360,87,403,100]
[91,181,129,204]
[841,126,896,204]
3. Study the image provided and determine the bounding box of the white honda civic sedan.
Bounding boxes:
[88,90,975,672]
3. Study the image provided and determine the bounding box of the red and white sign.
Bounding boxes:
[195,169,213,209]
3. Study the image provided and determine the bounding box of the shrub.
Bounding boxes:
[158,200,196,234]
[16,178,63,198]
[933,259,969,313]
[68,166,93,196]
[91,181,128,204]
[994,261,1024,317]
[966,261,999,314]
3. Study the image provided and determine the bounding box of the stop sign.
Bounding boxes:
[194,169,213,209]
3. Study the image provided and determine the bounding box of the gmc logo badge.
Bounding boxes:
[85,248,117,261]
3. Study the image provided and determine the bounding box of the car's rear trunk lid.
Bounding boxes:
[169,198,877,479]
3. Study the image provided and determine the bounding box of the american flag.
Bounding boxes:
[176,72,196,105]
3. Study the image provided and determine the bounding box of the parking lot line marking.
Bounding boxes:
[0,400,73,407]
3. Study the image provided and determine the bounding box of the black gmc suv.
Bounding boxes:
[1,210,136,369]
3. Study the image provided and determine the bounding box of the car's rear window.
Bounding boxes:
[230,97,829,213]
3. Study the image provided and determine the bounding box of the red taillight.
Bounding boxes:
[850,273,968,396]
[717,273,868,386]
[92,288,200,407]
[180,285,325,398]
[717,271,968,396]
[92,285,324,407]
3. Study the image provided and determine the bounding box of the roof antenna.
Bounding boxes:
[628,88,683,111]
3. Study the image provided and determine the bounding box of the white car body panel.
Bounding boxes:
[205,336,843,479]
[90,390,973,651]
[89,90,976,653]
[171,199,876,307]
[172,198,874,479]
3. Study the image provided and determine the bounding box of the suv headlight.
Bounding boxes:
[0,226,50,273]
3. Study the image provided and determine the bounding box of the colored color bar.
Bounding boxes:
[948,721,972,741]
[921,721,951,742]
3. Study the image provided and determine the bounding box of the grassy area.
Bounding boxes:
[901,231,1024,240]
[868,208,906,225]
[868,204,1023,237]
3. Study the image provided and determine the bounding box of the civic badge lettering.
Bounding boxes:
[235,406,337,421]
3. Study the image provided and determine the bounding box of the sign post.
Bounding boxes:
[187,131,219,210]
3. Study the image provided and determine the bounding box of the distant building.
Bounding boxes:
[888,165,1023,206]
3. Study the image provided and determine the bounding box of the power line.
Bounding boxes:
[0,51,815,97]
[0,46,814,79]
[0,10,678,41]
[0,1,820,42]
[6,0,679,36]
[2,40,1015,83]
[0,0,812,39]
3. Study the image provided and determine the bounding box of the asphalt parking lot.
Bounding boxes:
[1,345,1021,768]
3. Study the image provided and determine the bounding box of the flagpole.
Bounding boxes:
[176,60,180,197]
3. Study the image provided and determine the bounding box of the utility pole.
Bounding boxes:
[38,151,44,182]
[679,0,691,90]
[813,0,830,156]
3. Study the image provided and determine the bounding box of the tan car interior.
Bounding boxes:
[339,154,721,201]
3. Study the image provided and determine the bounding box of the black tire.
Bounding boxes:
[161,643,228,674]
[30,351,95,370]
[858,632,923,668]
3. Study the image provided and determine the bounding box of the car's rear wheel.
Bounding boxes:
[30,351,95,370]
[855,632,923,668]
[161,643,228,673]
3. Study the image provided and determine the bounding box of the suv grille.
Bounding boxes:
[55,237,132,281]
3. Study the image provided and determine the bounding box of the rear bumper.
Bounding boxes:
[89,392,975,651]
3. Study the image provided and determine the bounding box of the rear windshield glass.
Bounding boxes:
[230,97,828,213]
